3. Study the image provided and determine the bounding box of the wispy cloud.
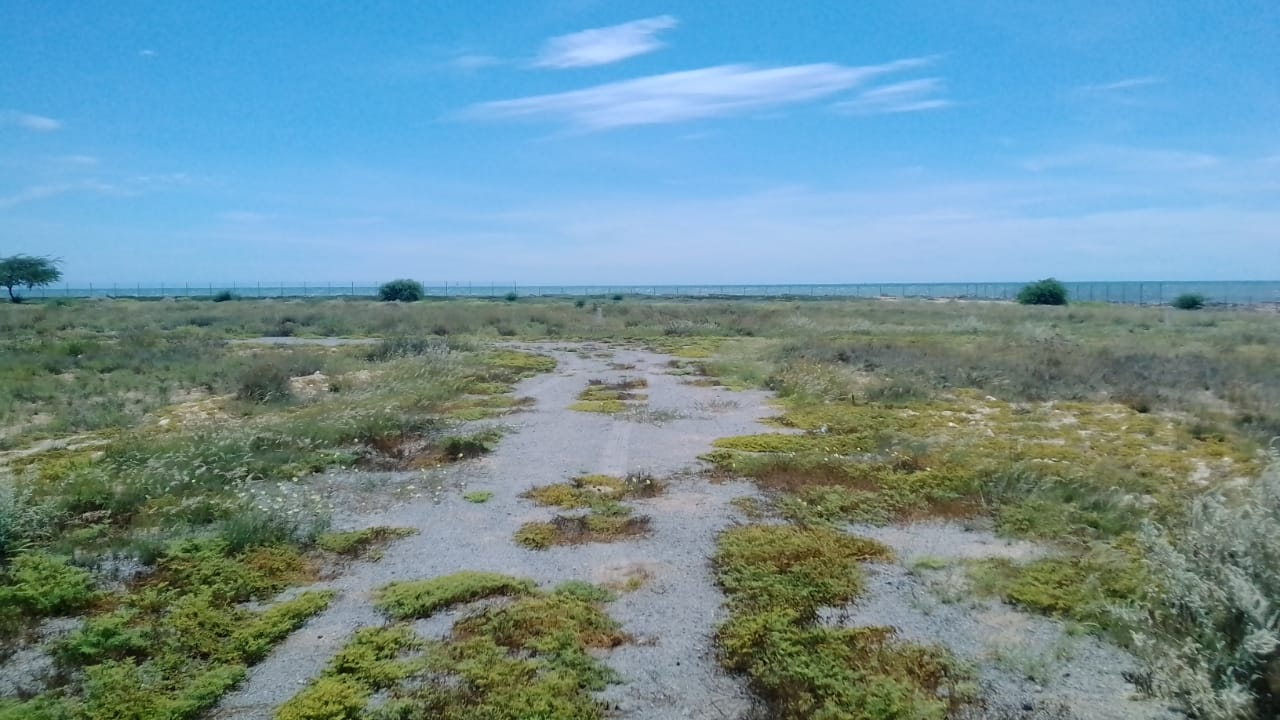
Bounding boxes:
[0,181,117,210]
[1,110,63,132]
[468,57,934,130]
[139,49,157,58]
[834,78,952,115]
[1078,76,1163,93]
[449,54,503,71]
[1023,144,1220,173]
[534,15,679,69]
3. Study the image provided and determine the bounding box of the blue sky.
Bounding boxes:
[2,1,1278,284]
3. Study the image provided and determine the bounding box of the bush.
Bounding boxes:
[236,360,294,403]
[377,279,424,303]
[1173,293,1207,310]
[1122,457,1280,719]
[1016,278,1069,306]
[0,478,56,559]
[211,290,238,303]
[504,291,519,303]
[0,552,96,617]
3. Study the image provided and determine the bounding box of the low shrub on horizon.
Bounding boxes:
[1172,292,1207,310]
[1016,278,1069,306]
[378,279,425,303]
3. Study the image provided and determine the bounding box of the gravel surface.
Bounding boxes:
[208,341,1174,719]
[212,343,774,719]
[830,522,1176,720]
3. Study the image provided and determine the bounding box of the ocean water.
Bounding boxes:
[38,281,1280,306]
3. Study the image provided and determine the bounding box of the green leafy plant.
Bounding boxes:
[1016,278,1069,306]
[1172,293,1207,310]
[0,552,96,618]
[378,279,425,302]
[235,359,295,403]
[1120,458,1280,719]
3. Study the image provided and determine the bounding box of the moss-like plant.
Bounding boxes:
[316,526,416,558]
[713,525,969,720]
[374,571,536,620]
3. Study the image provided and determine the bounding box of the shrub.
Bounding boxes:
[504,291,519,303]
[0,552,96,617]
[235,359,294,403]
[211,290,238,303]
[377,279,425,303]
[0,477,56,559]
[1016,278,1069,306]
[1121,458,1280,719]
[1172,293,1207,310]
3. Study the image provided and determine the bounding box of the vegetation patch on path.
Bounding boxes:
[374,571,536,620]
[713,524,971,719]
[279,575,626,720]
[515,473,663,550]
[522,473,665,510]
[316,526,417,561]
[569,378,648,414]
[0,540,333,720]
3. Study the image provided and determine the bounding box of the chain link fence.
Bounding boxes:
[31,281,1280,306]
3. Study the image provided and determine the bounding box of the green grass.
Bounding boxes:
[462,490,494,503]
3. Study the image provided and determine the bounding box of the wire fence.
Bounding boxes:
[30,280,1280,306]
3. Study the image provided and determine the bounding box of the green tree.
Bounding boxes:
[1171,293,1206,310]
[1016,278,1068,306]
[377,279,425,302]
[0,254,63,303]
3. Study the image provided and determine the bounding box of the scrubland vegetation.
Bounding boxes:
[1,294,1278,718]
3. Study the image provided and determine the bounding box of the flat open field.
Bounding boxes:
[2,297,1278,720]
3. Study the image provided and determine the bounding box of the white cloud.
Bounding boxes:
[0,181,116,209]
[1023,145,1221,173]
[449,54,502,71]
[57,155,100,166]
[1077,76,1163,93]
[468,57,935,129]
[1,110,63,132]
[534,15,679,69]
[139,49,157,58]
[834,78,952,115]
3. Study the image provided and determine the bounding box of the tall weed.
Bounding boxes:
[1122,455,1280,719]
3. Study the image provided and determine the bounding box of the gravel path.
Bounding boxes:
[211,342,1170,720]
[212,343,774,719]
